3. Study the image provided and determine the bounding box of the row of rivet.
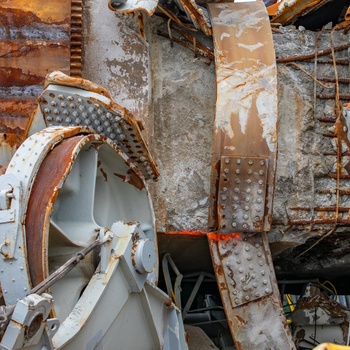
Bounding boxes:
[41,92,156,179]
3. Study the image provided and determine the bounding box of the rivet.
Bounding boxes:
[224,168,229,174]
[245,197,250,202]
[237,259,241,264]
[223,187,228,192]
[233,204,238,210]
[258,189,263,195]
[258,180,263,185]
[257,252,262,257]
[221,204,226,209]
[232,214,237,219]
[234,250,239,255]
[44,108,50,114]
[58,94,64,100]
[65,117,72,123]
[54,109,59,115]
[75,118,81,124]
[251,274,256,279]
[69,103,76,109]
[97,108,103,115]
[255,244,260,248]
[106,112,112,119]
[97,126,103,132]
[85,119,91,125]
[72,111,79,118]
[232,222,237,228]
[46,116,52,122]
[246,189,251,194]
[235,298,239,304]
[253,283,258,288]
[247,179,252,184]
[265,289,270,294]
[236,159,241,164]
[243,215,248,220]
[234,188,239,193]
[235,179,241,184]
[239,268,243,273]
[263,279,268,285]
[260,160,265,166]
[259,261,264,266]
[249,264,253,270]
[259,170,264,176]
[63,110,69,116]
[248,160,253,165]
[243,224,248,229]
[233,290,237,295]
[20,266,23,270]
[233,196,239,201]
[24,288,27,291]
[247,169,252,175]
[67,96,74,102]
[257,198,262,204]
[255,292,260,297]
[12,279,15,282]
[256,208,261,212]
[245,246,250,252]
[56,117,62,123]
[243,286,248,291]
[240,277,245,282]
[245,295,250,301]
[77,98,82,104]
[244,206,249,211]
[221,195,227,201]
[236,169,240,175]
[109,133,116,139]
[261,270,265,276]
[255,216,260,222]
[61,102,67,108]
[247,256,252,261]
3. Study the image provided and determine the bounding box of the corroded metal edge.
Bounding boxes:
[208,233,296,350]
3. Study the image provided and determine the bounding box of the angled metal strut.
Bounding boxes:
[207,2,296,349]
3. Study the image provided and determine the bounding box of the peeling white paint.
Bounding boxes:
[237,42,264,51]
[220,32,230,40]
[212,9,265,37]
[216,62,277,151]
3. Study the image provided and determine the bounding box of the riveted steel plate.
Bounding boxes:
[218,234,272,307]
[218,156,268,233]
[40,85,158,180]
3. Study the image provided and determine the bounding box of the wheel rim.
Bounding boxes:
[26,132,156,321]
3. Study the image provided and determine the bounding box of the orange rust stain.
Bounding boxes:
[99,167,108,182]
[164,230,207,236]
[1,0,71,23]
[137,13,145,39]
[207,232,241,242]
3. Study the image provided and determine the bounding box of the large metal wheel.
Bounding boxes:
[24,128,156,321]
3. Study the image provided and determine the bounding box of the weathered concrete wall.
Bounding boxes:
[81,2,350,279]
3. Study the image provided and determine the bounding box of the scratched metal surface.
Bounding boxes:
[208,2,278,232]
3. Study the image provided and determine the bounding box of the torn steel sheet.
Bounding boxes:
[173,0,212,35]
[291,283,350,347]
[269,0,333,26]
[108,0,158,16]
[207,3,295,349]
[39,71,159,180]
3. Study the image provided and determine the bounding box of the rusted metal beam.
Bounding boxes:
[207,3,295,349]
[276,44,350,64]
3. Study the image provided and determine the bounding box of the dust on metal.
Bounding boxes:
[217,233,273,308]
[39,71,159,180]
[218,156,268,233]
[208,233,296,350]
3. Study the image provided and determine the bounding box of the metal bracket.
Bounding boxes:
[218,156,268,233]
[39,72,159,180]
[218,234,272,308]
